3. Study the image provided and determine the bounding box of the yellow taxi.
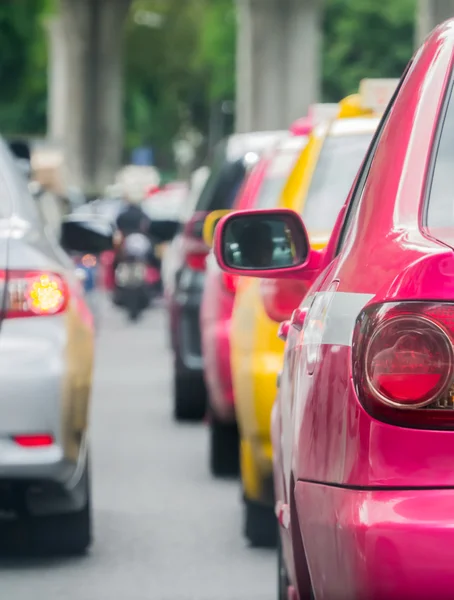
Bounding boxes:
[230,80,399,547]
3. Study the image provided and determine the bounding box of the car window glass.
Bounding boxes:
[195,142,247,212]
[427,83,454,229]
[300,134,374,235]
[335,64,412,255]
[255,147,303,209]
[0,139,41,223]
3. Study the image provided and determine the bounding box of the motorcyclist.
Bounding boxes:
[115,178,152,238]
[113,175,161,271]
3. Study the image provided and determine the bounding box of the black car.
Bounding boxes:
[166,131,285,421]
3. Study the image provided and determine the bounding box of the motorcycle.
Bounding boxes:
[113,233,157,321]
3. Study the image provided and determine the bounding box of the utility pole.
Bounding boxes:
[235,0,321,132]
[52,0,131,197]
[416,0,454,46]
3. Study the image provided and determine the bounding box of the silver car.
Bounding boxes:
[0,139,113,554]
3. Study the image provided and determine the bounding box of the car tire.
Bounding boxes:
[209,417,239,477]
[32,463,92,556]
[244,498,277,548]
[173,372,206,421]
[278,533,290,600]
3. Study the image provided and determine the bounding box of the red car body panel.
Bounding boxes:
[217,21,454,600]
[201,153,279,421]
[201,133,310,423]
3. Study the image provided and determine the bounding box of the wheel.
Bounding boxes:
[8,463,93,557]
[278,533,290,600]
[244,498,277,548]
[128,304,140,321]
[173,371,206,421]
[127,292,142,321]
[33,490,92,556]
[209,417,239,477]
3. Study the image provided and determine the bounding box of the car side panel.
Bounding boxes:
[0,230,93,482]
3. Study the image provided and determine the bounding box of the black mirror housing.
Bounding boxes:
[149,219,180,242]
[60,215,114,254]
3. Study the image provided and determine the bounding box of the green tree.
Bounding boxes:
[0,0,54,135]
[125,0,209,164]
[322,0,417,101]
[194,0,236,103]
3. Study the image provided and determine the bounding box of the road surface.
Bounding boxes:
[0,298,275,600]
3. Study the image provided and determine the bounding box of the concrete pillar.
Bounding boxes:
[58,0,130,195]
[236,0,321,132]
[46,15,68,143]
[416,0,454,46]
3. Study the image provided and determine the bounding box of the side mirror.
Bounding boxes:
[214,208,320,279]
[60,214,114,255]
[149,219,181,242]
[203,209,232,247]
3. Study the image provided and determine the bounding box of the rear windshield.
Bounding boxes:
[427,85,454,230]
[254,146,304,209]
[195,144,246,212]
[301,133,374,234]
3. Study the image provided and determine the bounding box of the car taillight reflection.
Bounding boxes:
[353,302,454,429]
[13,434,54,447]
[0,270,68,318]
[81,254,97,268]
[260,279,310,323]
[221,272,238,294]
[186,252,207,272]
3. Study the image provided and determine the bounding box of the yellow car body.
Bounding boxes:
[231,103,383,513]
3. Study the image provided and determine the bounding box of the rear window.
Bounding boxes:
[195,144,246,213]
[301,133,374,234]
[254,146,303,209]
[427,85,454,229]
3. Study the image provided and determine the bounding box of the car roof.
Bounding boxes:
[225,131,287,162]
[313,116,381,139]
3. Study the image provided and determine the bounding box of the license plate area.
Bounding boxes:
[115,263,146,287]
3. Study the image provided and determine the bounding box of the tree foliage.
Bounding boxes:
[0,0,54,135]
[322,0,417,101]
[0,0,419,159]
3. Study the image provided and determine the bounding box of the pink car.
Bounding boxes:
[201,120,312,477]
[213,20,454,600]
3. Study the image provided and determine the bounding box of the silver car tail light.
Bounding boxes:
[0,270,68,318]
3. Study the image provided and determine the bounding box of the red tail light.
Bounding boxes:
[186,252,207,272]
[221,272,238,294]
[353,302,454,429]
[13,434,54,447]
[0,270,68,318]
[260,279,310,323]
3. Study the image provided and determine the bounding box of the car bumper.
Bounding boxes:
[171,269,205,375]
[203,318,235,422]
[0,314,92,514]
[241,437,274,507]
[295,482,454,600]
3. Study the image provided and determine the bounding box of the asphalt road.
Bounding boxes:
[0,298,275,600]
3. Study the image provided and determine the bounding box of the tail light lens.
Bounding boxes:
[13,434,54,447]
[0,270,68,318]
[186,252,207,271]
[260,279,310,323]
[221,272,238,294]
[81,254,97,268]
[353,302,454,429]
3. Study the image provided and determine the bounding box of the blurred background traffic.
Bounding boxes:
[0,1,452,599]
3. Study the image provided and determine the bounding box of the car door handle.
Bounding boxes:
[291,307,308,331]
[278,320,290,341]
